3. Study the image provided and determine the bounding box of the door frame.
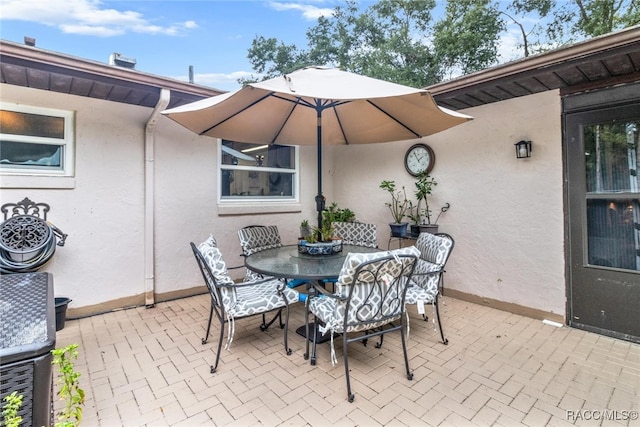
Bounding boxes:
[563,82,640,343]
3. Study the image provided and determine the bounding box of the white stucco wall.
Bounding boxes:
[1,85,148,309]
[151,118,323,296]
[0,84,323,314]
[332,90,566,317]
[1,84,566,319]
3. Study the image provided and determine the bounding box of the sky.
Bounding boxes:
[0,0,527,92]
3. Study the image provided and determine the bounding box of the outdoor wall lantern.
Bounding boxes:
[515,140,532,159]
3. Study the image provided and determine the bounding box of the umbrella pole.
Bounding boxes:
[315,108,325,230]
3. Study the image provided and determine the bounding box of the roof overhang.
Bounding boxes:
[0,39,224,109]
[428,25,640,110]
[2,27,638,112]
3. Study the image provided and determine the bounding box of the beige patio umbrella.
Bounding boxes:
[162,66,472,227]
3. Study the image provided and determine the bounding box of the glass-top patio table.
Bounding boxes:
[244,244,381,342]
[244,244,381,282]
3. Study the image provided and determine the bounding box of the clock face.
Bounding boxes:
[404,144,435,176]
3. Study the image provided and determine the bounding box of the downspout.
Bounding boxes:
[144,88,171,308]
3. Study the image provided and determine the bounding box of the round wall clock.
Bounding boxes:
[404,143,435,176]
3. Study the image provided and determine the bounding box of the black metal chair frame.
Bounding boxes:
[411,232,455,345]
[190,242,292,374]
[304,253,417,402]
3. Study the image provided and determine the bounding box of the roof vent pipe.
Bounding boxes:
[189,65,194,83]
[109,53,136,69]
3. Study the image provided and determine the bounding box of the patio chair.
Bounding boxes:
[324,222,378,288]
[237,225,283,281]
[191,236,299,373]
[332,221,378,248]
[404,232,454,345]
[238,225,309,291]
[304,246,420,402]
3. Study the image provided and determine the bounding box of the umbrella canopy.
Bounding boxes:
[162,66,472,226]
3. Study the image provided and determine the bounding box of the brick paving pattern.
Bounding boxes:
[54,294,640,426]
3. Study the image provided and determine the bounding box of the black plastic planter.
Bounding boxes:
[54,297,71,331]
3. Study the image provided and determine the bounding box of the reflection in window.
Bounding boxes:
[587,199,639,271]
[0,103,74,176]
[584,120,639,194]
[0,141,62,169]
[584,117,640,271]
[220,140,297,200]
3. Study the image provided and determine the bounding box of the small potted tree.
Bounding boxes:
[414,172,450,234]
[406,201,422,238]
[379,180,410,237]
[300,219,312,239]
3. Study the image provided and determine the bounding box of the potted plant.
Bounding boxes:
[406,201,422,238]
[414,172,450,234]
[322,202,356,224]
[312,222,337,242]
[300,219,312,239]
[379,180,410,237]
[300,222,342,255]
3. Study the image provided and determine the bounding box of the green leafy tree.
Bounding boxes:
[244,0,444,87]
[512,0,639,43]
[433,0,504,76]
[243,0,639,87]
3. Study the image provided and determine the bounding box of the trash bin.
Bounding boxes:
[0,272,55,427]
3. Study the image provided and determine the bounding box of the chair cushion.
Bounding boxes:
[238,225,283,281]
[309,296,400,334]
[197,235,235,287]
[310,246,419,333]
[229,279,298,317]
[238,225,282,256]
[405,258,441,303]
[415,232,452,266]
[332,222,377,248]
[405,281,438,305]
[198,235,298,314]
[335,246,420,297]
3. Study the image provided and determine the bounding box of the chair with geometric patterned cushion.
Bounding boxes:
[304,246,419,402]
[191,235,299,373]
[404,232,454,345]
[323,222,379,289]
[238,225,310,293]
[237,225,283,282]
[332,221,378,248]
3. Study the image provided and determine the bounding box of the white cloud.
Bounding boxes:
[267,1,334,20]
[1,0,196,37]
[497,27,523,63]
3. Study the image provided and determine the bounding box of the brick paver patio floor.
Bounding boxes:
[54,294,640,426]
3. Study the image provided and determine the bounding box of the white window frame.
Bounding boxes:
[217,139,302,215]
[0,102,75,177]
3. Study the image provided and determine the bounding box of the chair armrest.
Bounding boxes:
[307,282,345,301]
[411,268,445,278]
[218,277,287,291]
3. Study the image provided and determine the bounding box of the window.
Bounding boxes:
[583,118,639,271]
[0,103,75,176]
[219,140,298,202]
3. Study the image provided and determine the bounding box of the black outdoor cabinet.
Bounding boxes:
[0,272,55,427]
